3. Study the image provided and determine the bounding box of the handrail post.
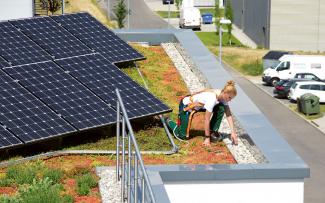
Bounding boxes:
[134,153,138,203]
[116,101,120,181]
[127,133,132,203]
[141,178,145,203]
[121,117,126,202]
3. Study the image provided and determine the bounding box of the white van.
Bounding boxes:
[179,7,201,30]
[262,55,325,86]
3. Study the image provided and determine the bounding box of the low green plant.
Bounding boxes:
[43,168,63,184]
[6,165,36,185]
[0,195,21,203]
[0,177,13,187]
[62,195,74,203]
[76,173,97,195]
[0,178,68,203]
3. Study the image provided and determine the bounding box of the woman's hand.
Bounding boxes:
[230,132,238,145]
[203,137,211,146]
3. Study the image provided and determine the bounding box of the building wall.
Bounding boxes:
[165,180,304,203]
[0,0,33,21]
[270,0,325,52]
[231,0,269,48]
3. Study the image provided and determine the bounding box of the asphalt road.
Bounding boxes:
[125,0,325,202]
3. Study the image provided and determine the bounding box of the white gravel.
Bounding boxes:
[96,43,267,202]
[96,167,121,203]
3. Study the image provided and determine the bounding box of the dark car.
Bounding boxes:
[162,0,174,4]
[273,80,294,98]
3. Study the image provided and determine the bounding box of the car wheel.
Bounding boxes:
[271,78,279,87]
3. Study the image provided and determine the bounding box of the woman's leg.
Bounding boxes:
[210,104,225,132]
[166,102,189,139]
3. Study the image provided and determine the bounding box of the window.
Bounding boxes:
[304,74,317,80]
[311,63,321,69]
[310,85,320,90]
[300,85,310,90]
[321,85,325,91]
[294,63,306,69]
[277,62,290,71]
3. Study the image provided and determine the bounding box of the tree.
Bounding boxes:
[175,0,183,11]
[41,0,61,15]
[215,0,220,35]
[114,0,127,28]
[225,0,233,45]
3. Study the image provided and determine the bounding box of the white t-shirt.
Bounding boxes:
[182,90,228,112]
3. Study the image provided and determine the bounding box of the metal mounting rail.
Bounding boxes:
[116,88,156,203]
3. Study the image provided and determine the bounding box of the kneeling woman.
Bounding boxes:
[166,80,238,146]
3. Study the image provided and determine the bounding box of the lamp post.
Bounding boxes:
[167,0,171,29]
[127,0,130,29]
[219,18,231,65]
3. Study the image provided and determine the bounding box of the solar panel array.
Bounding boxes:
[52,13,145,63]
[0,13,171,149]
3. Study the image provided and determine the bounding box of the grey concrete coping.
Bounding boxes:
[114,28,310,202]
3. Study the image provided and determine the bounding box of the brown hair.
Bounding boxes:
[222,80,237,96]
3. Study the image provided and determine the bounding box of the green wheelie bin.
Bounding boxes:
[299,93,320,115]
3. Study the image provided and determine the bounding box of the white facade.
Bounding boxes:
[165,179,304,203]
[0,0,33,21]
[270,0,325,52]
[191,0,224,7]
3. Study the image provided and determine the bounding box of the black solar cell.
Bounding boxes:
[3,61,116,130]
[0,22,52,66]
[10,17,93,59]
[0,56,10,68]
[56,54,171,119]
[0,128,22,149]
[51,13,144,63]
[0,70,75,143]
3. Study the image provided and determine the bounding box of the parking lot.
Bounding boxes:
[249,77,292,106]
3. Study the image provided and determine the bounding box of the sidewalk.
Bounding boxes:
[312,116,325,132]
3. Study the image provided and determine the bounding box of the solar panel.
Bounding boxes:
[0,70,75,143]
[0,21,52,66]
[51,13,145,63]
[10,17,93,59]
[0,128,22,149]
[3,61,116,130]
[0,56,10,68]
[56,54,171,119]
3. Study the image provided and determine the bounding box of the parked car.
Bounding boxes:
[179,7,201,30]
[162,0,174,4]
[288,81,325,102]
[273,73,323,99]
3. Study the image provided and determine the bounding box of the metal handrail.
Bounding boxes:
[116,88,156,203]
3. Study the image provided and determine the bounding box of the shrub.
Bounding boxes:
[76,173,97,195]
